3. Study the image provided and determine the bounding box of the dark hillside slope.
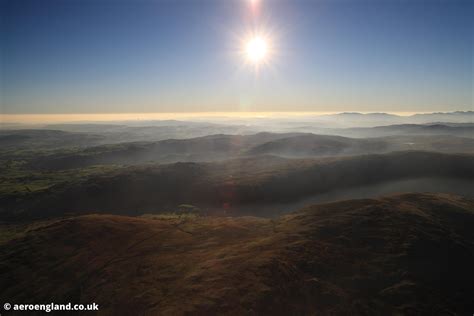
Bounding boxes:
[1,193,473,315]
[2,151,473,219]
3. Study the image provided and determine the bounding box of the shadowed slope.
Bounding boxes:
[2,151,473,220]
[1,193,473,315]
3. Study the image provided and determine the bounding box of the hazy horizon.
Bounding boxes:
[2,110,473,124]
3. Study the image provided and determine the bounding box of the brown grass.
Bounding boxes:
[1,193,473,315]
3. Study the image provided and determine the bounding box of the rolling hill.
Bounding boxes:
[22,133,474,170]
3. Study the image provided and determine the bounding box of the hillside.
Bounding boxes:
[2,151,473,220]
[1,193,473,315]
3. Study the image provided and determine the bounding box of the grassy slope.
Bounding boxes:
[1,193,473,315]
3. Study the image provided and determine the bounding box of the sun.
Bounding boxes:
[236,25,277,72]
[245,36,268,64]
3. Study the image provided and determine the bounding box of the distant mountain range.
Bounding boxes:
[324,111,473,119]
[315,111,474,127]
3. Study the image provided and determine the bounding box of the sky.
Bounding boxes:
[1,0,473,115]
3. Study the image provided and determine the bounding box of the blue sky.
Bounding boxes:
[1,0,472,114]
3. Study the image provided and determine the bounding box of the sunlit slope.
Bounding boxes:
[1,193,473,315]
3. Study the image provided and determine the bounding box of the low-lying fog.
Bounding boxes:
[222,177,474,217]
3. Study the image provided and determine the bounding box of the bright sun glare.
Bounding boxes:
[245,36,268,64]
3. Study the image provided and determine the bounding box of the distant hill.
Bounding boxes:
[23,133,474,170]
[24,132,305,169]
[2,151,473,219]
[329,123,474,138]
[323,112,400,121]
[1,193,473,315]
